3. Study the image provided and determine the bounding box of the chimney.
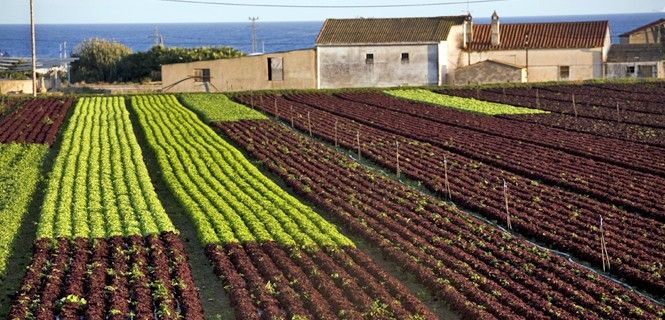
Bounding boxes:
[491,10,500,46]
[463,13,473,49]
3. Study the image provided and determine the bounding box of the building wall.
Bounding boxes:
[445,25,465,84]
[454,62,525,84]
[460,47,604,82]
[606,61,665,79]
[0,80,33,94]
[161,49,316,92]
[317,44,440,88]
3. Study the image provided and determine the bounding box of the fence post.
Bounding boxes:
[444,156,451,200]
[356,130,361,159]
[572,94,577,118]
[334,119,338,147]
[290,105,294,127]
[396,141,400,177]
[503,179,512,230]
[600,216,611,271]
[535,89,540,108]
[307,111,312,136]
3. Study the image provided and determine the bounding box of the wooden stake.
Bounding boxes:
[502,87,506,98]
[600,216,610,271]
[396,141,400,177]
[274,98,278,117]
[334,119,338,147]
[290,105,294,127]
[356,130,361,159]
[250,93,254,108]
[535,89,540,108]
[307,111,312,136]
[259,94,263,104]
[572,94,577,118]
[503,179,512,230]
[444,156,452,200]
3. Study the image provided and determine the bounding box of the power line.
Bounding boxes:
[159,0,506,8]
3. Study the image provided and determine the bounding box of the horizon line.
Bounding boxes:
[0,11,662,25]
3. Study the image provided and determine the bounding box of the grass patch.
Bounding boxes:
[385,88,548,115]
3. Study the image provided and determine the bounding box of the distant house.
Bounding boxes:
[315,16,468,88]
[161,48,316,92]
[606,19,665,79]
[456,12,611,83]
[619,18,665,44]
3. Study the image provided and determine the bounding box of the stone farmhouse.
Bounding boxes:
[161,13,621,91]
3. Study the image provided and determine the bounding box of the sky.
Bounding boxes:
[1,0,665,24]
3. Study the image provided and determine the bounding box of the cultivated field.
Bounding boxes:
[0,81,663,320]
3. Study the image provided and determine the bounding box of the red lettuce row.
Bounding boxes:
[230,94,665,297]
[8,232,204,320]
[217,120,664,319]
[0,98,73,145]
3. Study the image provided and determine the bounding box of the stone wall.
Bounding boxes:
[454,61,524,85]
[162,49,317,93]
[317,44,440,88]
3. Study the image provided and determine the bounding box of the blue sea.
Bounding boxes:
[0,12,663,58]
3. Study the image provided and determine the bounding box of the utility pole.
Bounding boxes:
[249,17,259,53]
[524,31,530,83]
[30,0,37,97]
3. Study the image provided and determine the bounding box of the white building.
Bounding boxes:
[315,16,468,88]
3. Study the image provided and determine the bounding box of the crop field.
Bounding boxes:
[0,81,664,320]
[7,97,204,319]
[131,94,436,320]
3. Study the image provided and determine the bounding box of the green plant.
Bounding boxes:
[385,89,548,115]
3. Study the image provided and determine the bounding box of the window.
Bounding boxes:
[626,65,636,76]
[268,57,284,81]
[194,68,210,82]
[401,52,409,63]
[365,53,374,64]
[559,66,570,80]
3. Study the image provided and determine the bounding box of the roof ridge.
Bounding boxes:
[323,15,468,21]
[474,20,608,26]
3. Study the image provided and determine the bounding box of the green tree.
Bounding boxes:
[70,38,132,83]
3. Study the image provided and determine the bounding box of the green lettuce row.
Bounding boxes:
[386,89,548,115]
[179,93,266,123]
[131,95,352,249]
[37,97,175,239]
[0,143,47,278]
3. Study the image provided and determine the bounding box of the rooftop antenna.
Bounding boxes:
[153,26,164,47]
[249,16,259,53]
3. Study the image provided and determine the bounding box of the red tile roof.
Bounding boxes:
[316,16,467,45]
[468,21,609,51]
